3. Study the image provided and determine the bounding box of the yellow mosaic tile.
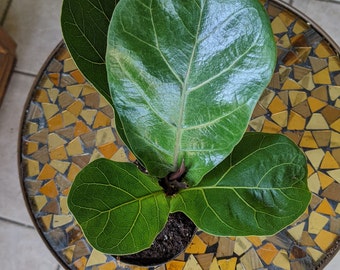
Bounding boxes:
[74,120,91,137]
[316,198,336,217]
[24,159,40,177]
[307,97,328,113]
[42,103,59,120]
[258,89,275,108]
[308,211,329,235]
[298,72,315,91]
[67,84,83,98]
[98,142,119,159]
[60,196,69,215]
[47,113,64,132]
[289,91,307,107]
[271,16,287,34]
[86,249,107,267]
[320,151,339,169]
[53,215,73,228]
[318,171,334,190]
[327,169,340,183]
[308,173,321,194]
[185,235,207,254]
[262,119,282,133]
[50,160,70,174]
[67,100,84,117]
[48,88,59,103]
[329,85,340,101]
[313,68,331,85]
[246,236,263,248]
[234,237,252,256]
[66,137,83,156]
[287,222,305,242]
[67,163,82,182]
[37,163,57,180]
[95,127,116,147]
[315,41,335,58]
[306,113,329,130]
[49,145,68,160]
[277,34,291,49]
[208,258,219,270]
[183,255,202,270]
[80,109,97,126]
[299,131,318,148]
[278,10,295,27]
[249,116,265,132]
[39,214,52,231]
[306,247,324,262]
[48,133,67,150]
[217,257,237,270]
[166,260,185,270]
[97,261,117,270]
[281,78,303,90]
[272,250,290,270]
[93,111,112,129]
[31,195,47,212]
[329,56,340,72]
[314,230,338,252]
[62,110,78,127]
[39,180,58,198]
[64,58,77,72]
[271,111,288,127]
[330,131,340,147]
[23,141,39,155]
[257,242,279,265]
[287,111,306,130]
[70,70,86,84]
[292,19,309,34]
[34,89,50,103]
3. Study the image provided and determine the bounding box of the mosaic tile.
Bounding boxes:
[287,222,305,242]
[19,2,340,269]
[216,237,234,258]
[217,257,237,270]
[192,253,212,270]
[272,250,290,270]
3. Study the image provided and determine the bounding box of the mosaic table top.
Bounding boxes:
[18,1,340,269]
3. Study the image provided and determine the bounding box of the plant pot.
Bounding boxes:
[19,0,340,269]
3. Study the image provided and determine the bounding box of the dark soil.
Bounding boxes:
[119,212,196,266]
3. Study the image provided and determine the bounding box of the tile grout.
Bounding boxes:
[0,216,35,229]
[0,0,13,26]
[13,70,37,77]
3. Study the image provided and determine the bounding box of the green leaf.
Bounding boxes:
[61,0,131,148]
[106,0,276,185]
[170,133,311,236]
[67,159,169,255]
[61,0,117,103]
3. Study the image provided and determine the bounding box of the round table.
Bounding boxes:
[18,1,340,269]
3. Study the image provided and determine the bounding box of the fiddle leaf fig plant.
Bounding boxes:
[62,0,311,256]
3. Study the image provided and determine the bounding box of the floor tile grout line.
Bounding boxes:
[0,216,35,229]
[0,0,13,26]
[13,70,37,77]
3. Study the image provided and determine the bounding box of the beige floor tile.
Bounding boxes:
[0,72,35,225]
[0,220,60,269]
[3,0,62,75]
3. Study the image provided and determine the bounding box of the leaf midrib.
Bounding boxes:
[173,0,207,169]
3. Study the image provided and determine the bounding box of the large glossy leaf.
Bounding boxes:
[61,0,117,103]
[170,133,311,236]
[61,0,131,148]
[67,159,169,255]
[106,0,276,184]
